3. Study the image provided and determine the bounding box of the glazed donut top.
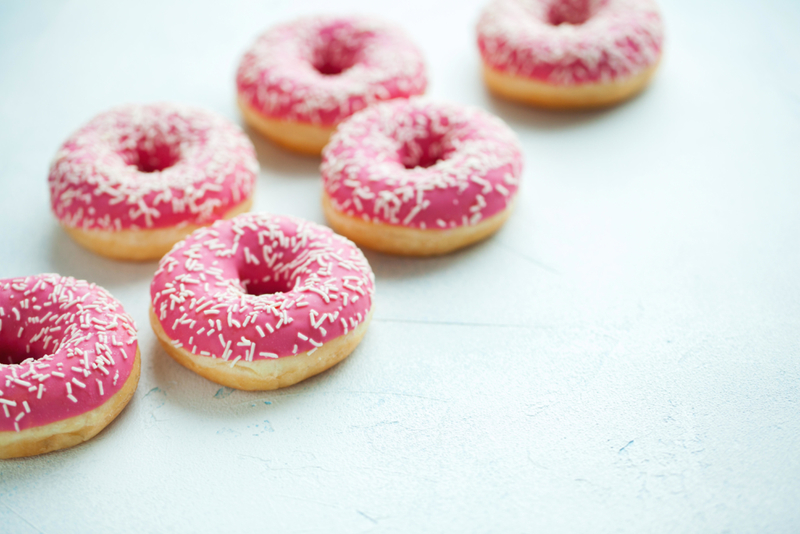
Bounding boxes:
[321,98,523,229]
[49,103,258,231]
[151,213,374,363]
[477,0,664,84]
[236,16,427,126]
[0,274,138,432]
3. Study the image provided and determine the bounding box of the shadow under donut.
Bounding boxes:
[243,124,322,178]
[47,223,158,286]
[146,321,366,419]
[484,92,616,131]
[361,227,507,282]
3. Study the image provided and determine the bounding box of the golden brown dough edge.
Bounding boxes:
[61,197,254,262]
[322,192,515,256]
[482,61,661,109]
[150,306,372,391]
[0,348,141,459]
[238,96,337,156]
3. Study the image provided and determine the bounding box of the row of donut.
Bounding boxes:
[1,0,664,458]
[0,213,372,458]
[50,1,664,262]
[239,2,664,154]
[49,99,523,261]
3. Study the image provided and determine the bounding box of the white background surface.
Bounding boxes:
[1,0,799,532]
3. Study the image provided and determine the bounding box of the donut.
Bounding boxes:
[48,103,259,261]
[149,212,374,390]
[320,98,523,256]
[477,0,664,109]
[0,274,140,459]
[236,16,427,155]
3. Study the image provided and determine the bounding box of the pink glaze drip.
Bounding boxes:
[321,99,523,230]
[236,16,427,126]
[150,213,374,363]
[49,103,258,231]
[477,0,664,85]
[0,275,138,432]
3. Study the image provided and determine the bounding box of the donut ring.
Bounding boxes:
[0,274,140,459]
[149,213,374,390]
[320,98,523,256]
[477,0,664,108]
[236,16,427,155]
[48,103,259,261]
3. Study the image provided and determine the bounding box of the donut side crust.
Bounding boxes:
[150,306,372,391]
[61,197,253,262]
[322,192,515,256]
[0,349,141,459]
[482,61,660,109]
[238,96,337,156]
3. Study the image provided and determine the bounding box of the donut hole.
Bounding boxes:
[118,135,181,173]
[310,24,364,76]
[133,145,180,173]
[547,0,597,26]
[398,130,452,170]
[239,269,296,296]
[313,56,355,76]
[0,336,47,366]
[131,140,180,173]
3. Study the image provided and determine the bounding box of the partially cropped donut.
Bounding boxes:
[477,0,664,108]
[150,213,374,390]
[321,98,523,256]
[236,16,427,155]
[48,103,258,261]
[0,274,140,459]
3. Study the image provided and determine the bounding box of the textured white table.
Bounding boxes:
[1,0,799,532]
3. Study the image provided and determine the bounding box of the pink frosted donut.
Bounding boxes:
[477,0,664,108]
[48,103,258,261]
[0,274,140,458]
[320,98,523,256]
[236,16,427,155]
[149,212,374,390]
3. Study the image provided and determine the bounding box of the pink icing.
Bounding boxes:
[236,16,427,126]
[49,103,258,231]
[0,275,138,432]
[150,213,374,363]
[477,0,664,84]
[320,98,523,230]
